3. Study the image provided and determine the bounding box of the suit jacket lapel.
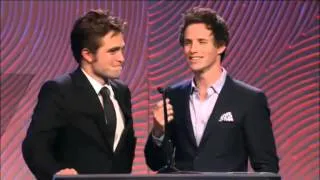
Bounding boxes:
[72,68,104,115]
[198,76,235,149]
[110,80,133,153]
[110,81,129,125]
[178,81,198,148]
[71,68,113,152]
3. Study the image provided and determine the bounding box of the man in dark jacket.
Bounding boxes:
[145,7,279,173]
[22,9,136,179]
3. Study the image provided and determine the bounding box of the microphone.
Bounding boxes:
[157,87,165,94]
[157,87,169,131]
[157,87,171,94]
[156,86,179,173]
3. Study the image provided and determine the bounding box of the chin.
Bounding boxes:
[109,73,121,79]
[190,66,203,72]
[108,75,120,80]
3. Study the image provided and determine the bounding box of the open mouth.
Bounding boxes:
[189,56,203,62]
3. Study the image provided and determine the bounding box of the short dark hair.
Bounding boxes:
[71,9,126,63]
[179,7,229,61]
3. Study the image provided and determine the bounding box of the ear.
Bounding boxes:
[81,48,94,63]
[217,45,226,55]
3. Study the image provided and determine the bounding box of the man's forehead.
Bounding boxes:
[103,31,123,40]
[184,33,213,40]
[100,32,124,46]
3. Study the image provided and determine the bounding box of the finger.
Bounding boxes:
[57,168,78,175]
[167,109,174,116]
[70,169,78,174]
[168,115,174,122]
[56,170,66,175]
[166,104,173,111]
[56,168,69,175]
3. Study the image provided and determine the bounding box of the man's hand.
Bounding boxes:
[152,98,174,137]
[55,168,78,176]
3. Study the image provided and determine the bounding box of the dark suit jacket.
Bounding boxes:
[145,75,279,173]
[22,68,136,179]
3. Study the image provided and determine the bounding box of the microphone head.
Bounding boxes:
[157,86,172,94]
[157,87,165,94]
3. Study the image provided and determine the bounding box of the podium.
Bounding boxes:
[54,172,281,180]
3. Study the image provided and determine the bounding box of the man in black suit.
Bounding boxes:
[145,7,279,173]
[22,9,136,179]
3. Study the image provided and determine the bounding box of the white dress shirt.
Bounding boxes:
[189,68,227,145]
[81,69,124,151]
[152,68,227,146]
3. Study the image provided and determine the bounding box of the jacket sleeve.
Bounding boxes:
[22,81,66,179]
[144,132,168,171]
[124,86,136,172]
[244,92,279,173]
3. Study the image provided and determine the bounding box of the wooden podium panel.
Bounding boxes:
[54,172,281,180]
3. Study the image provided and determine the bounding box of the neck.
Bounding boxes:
[194,64,222,101]
[194,64,222,90]
[81,64,107,85]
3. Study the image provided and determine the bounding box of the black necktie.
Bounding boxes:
[100,87,117,147]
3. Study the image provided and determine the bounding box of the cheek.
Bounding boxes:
[183,46,190,54]
[97,54,112,65]
[207,49,218,57]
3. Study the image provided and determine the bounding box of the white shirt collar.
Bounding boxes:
[81,69,114,97]
[191,67,227,94]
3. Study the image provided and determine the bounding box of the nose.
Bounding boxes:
[118,52,125,63]
[189,43,200,54]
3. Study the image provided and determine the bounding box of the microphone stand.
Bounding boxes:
[157,87,179,173]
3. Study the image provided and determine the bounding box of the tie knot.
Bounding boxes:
[100,87,111,98]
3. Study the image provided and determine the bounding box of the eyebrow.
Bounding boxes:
[198,39,209,41]
[184,38,210,42]
[107,46,125,52]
